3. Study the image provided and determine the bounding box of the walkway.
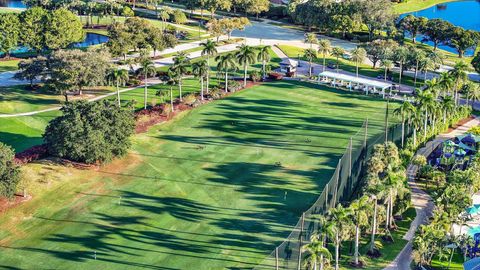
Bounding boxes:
[384,117,480,270]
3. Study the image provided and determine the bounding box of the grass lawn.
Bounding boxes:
[0,59,20,72]
[393,0,459,14]
[0,80,397,269]
[0,86,64,114]
[277,45,425,88]
[0,7,21,14]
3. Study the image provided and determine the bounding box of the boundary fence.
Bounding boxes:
[253,104,412,270]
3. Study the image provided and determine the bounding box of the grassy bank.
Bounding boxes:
[393,0,460,14]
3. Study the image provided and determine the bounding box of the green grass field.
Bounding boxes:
[0,59,20,72]
[0,81,396,269]
[0,86,64,114]
[393,0,458,14]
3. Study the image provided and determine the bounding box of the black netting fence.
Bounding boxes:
[253,104,412,270]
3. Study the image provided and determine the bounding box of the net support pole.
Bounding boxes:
[275,247,279,270]
[363,118,369,167]
[297,212,305,270]
[348,137,353,180]
[385,100,389,143]
[324,183,329,211]
[332,158,341,208]
[364,118,368,148]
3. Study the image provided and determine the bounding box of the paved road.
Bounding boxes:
[384,117,480,270]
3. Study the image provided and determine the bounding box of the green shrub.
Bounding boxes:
[412,155,427,167]
[43,100,135,164]
[0,143,21,198]
[468,126,480,136]
[183,94,197,106]
[249,70,261,82]
[227,80,242,92]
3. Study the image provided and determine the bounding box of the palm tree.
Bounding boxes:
[440,95,455,125]
[158,7,171,30]
[411,48,426,87]
[235,44,256,87]
[394,46,409,86]
[380,59,393,82]
[305,32,318,49]
[318,39,332,72]
[166,69,178,112]
[171,52,191,102]
[331,47,345,73]
[192,60,209,100]
[257,46,271,80]
[216,53,237,92]
[448,61,469,105]
[139,58,156,110]
[463,82,480,108]
[351,47,366,78]
[411,109,422,146]
[304,48,317,78]
[393,101,416,147]
[302,238,332,270]
[106,68,129,106]
[417,90,436,140]
[200,39,217,93]
[438,72,454,97]
[350,196,371,266]
[424,78,440,98]
[327,204,353,270]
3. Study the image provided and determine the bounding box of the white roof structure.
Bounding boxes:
[318,71,393,90]
[280,58,299,68]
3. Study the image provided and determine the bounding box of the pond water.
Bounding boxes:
[4,33,109,56]
[402,0,480,56]
[0,0,25,8]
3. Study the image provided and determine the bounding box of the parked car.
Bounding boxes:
[342,53,352,60]
[327,62,336,69]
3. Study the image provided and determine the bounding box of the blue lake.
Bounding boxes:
[0,0,25,8]
[402,0,480,56]
[4,33,109,56]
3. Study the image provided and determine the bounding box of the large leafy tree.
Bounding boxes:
[357,0,394,40]
[245,0,269,19]
[44,8,84,50]
[43,100,135,164]
[365,39,398,69]
[398,15,427,43]
[235,44,256,87]
[0,13,20,58]
[473,52,480,74]
[107,22,134,60]
[423,19,454,50]
[19,7,48,52]
[0,143,21,198]
[14,56,48,87]
[449,27,479,58]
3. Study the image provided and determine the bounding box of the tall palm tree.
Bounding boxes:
[192,60,209,100]
[327,204,353,270]
[139,58,156,109]
[394,46,409,86]
[448,61,469,105]
[318,39,332,72]
[305,32,318,49]
[106,68,129,106]
[331,47,345,73]
[380,59,393,82]
[302,238,332,270]
[200,39,217,93]
[257,46,271,80]
[304,48,317,78]
[440,95,455,125]
[351,47,367,78]
[166,69,178,112]
[438,72,454,97]
[235,44,256,87]
[411,109,422,146]
[463,82,480,108]
[424,78,440,98]
[171,52,191,102]
[350,196,371,266]
[417,90,436,140]
[393,101,416,147]
[216,53,237,92]
[411,48,426,87]
[158,7,171,30]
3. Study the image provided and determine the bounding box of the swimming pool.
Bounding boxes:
[467,204,480,215]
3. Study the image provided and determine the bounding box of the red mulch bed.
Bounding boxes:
[0,194,32,214]
[0,57,22,62]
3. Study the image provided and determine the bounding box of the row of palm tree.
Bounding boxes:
[302,142,408,270]
[106,40,273,111]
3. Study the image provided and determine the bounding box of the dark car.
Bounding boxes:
[327,62,336,69]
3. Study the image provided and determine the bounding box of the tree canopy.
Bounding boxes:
[0,143,21,198]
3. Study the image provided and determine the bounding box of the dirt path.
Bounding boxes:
[384,117,480,270]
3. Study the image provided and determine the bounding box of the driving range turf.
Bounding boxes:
[0,80,396,269]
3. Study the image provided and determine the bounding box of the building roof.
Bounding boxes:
[319,71,393,90]
[280,58,299,67]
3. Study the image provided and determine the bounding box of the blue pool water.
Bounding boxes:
[401,0,480,56]
[468,225,480,237]
[468,204,480,215]
[3,33,109,56]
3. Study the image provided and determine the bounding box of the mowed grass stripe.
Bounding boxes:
[0,80,396,269]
